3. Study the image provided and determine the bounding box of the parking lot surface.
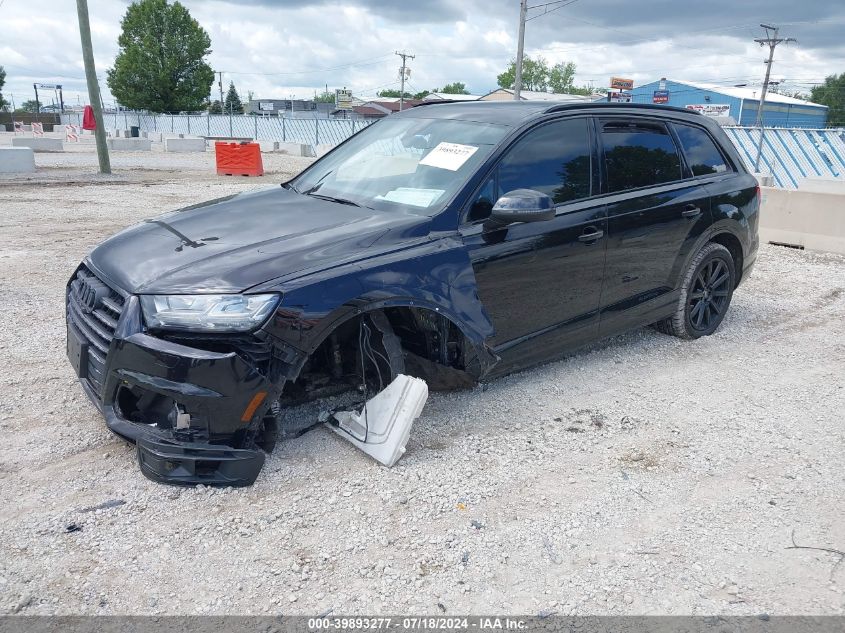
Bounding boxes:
[1,147,843,615]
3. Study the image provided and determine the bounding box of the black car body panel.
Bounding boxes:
[66,101,759,485]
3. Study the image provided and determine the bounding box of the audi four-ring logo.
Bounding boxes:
[77,279,99,314]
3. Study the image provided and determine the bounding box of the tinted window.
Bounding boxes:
[602,122,682,192]
[673,123,730,176]
[500,119,592,203]
[467,118,592,222]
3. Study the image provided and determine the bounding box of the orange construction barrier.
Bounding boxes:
[215,141,264,177]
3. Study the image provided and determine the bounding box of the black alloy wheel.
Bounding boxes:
[653,242,736,340]
[688,258,732,332]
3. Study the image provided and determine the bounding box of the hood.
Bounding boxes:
[87,186,433,294]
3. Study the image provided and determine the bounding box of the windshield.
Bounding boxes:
[290,116,509,215]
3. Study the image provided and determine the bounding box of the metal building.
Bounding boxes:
[629,79,828,128]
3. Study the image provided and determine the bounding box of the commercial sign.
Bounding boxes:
[258,102,275,111]
[336,88,353,110]
[685,104,731,117]
[610,76,634,90]
[608,91,632,103]
[653,90,670,104]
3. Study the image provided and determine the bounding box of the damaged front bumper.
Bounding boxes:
[67,267,304,486]
[75,330,278,487]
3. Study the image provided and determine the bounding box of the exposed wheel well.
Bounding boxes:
[279,306,480,407]
[710,232,743,287]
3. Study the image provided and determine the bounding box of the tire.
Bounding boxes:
[654,242,736,339]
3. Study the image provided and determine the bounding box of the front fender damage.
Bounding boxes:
[256,235,499,468]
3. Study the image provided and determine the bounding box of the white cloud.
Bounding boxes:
[0,0,842,109]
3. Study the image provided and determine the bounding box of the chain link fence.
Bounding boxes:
[59,112,375,146]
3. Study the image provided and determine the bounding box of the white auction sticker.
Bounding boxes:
[419,142,479,171]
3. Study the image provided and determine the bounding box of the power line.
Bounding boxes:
[526,0,579,22]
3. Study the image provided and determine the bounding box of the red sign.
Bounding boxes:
[653,90,669,104]
[610,77,634,90]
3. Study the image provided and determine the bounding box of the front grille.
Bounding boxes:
[66,265,125,397]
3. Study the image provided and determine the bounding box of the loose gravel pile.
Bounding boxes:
[0,146,843,616]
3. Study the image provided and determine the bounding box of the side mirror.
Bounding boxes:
[490,189,555,224]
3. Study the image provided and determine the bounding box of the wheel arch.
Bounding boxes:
[298,297,499,379]
[709,231,744,287]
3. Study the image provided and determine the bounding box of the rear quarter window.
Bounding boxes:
[601,121,683,192]
[672,123,732,176]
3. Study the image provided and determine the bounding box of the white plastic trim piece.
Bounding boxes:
[328,374,428,467]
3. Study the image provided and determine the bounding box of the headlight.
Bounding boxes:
[140,294,280,332]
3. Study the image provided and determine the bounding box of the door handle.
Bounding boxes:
[578,229,604,243]
[682,204,702,218]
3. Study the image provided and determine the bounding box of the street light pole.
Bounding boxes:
[76,0,111,174]
[513,0,527,100]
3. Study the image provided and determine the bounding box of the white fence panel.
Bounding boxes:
[60,112,374,147]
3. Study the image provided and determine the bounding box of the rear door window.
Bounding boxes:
[672,123,731,176]
[601,121,682,192]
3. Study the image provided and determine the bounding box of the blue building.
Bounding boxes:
[629,79,828,128]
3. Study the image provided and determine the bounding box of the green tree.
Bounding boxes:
[107,0,214,112]
[440,82,469,95]
[224,81,242,113]
[19,100,40,113]
[413,90,431,100]
[314,91,336,103]
[208,99,222,114]
[497,57,592,96]
[377,89,412,99]
[497,56,551,92]
[0,66,7,111]
[548,62,576,94]
[810,73,845,126]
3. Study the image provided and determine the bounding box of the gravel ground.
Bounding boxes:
[0,145,843,616]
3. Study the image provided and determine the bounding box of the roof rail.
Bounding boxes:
[543,102,701,116]
[409,99,463,108]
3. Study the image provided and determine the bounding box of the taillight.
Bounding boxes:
[755,184,761,207]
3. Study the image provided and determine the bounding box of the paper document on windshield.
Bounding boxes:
[376,188,444,207]
[419,142,478,171]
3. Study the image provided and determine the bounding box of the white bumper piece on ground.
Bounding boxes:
[329,374,428,467]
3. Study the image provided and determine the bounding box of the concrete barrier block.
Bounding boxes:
[0,147,36,173]
[753,172,775,187]
[275,142,310,156]
[760,187,845,255]
[11,137,63,152]
[107,138,152,151]
[142,131,163,142]
[799,177,845,194]
[258,140,279,153]
[314,143,335,158]
[165,137,206,152]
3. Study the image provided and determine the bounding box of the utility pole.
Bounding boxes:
[218,71,224,111]
[76,0,111,174]
[753,24,796,172]
[514,0,528,100]
[395,51,414,111]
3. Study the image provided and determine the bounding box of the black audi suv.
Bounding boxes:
[66,101,759,485]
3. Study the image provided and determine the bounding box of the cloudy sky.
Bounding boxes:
[1,0,843,108]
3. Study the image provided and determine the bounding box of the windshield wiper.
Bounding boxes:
[306,192,363,207]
